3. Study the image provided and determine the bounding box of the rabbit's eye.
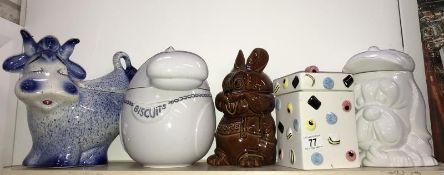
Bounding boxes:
[233,79,243,89]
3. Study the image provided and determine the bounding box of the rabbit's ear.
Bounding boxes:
[234,50,245,70]
[246,48,268,72]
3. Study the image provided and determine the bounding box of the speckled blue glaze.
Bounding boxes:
[2,30,137,167]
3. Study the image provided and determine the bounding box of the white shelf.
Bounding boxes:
[3,162,444,175]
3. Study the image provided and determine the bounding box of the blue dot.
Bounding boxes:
[323,77,334,89]
[293,119,299,131]
[64,82,78,94]
[311,152,324,165]
[326,112,337,125]
[20,79,39,92]
[275,99,281,111]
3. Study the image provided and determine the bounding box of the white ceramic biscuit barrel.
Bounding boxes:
[273,70,360,169]
[120,47,216,168]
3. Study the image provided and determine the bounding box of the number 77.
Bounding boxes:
[309,138,317,147]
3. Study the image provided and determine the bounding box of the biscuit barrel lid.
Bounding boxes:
[342,46,415,74]
[129,46,210,90]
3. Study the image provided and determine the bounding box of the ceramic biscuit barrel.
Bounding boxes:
[120,47,216,168]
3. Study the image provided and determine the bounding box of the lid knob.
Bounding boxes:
[165,46,175,52]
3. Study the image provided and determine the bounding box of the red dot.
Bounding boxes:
[346,150,356,161]
[305,66,319,73]
[342,100,352,112]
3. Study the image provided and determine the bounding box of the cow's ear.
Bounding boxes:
[20,30,39,57]
[2,54,30,72]
[59,38,80,60]
[66,60,86,80]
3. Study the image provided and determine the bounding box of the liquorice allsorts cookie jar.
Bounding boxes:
[273,66,360,169]
[2,30,137,167]
[120,47,216,168]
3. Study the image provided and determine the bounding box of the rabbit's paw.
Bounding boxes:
[207,150,230,166]
[238,153,264,168]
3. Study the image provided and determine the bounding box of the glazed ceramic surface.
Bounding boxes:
[207,48,276,168]
[2,30,136,167]
[343,46,438,167]
[273,69,360,170]
[120,47,215,168]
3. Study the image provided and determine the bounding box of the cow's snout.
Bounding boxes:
[42,99,53,105]
[34,89,78,111]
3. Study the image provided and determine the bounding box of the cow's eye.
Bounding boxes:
[57,69,68,76]
[20,79,40,92]
[63,82,78,94]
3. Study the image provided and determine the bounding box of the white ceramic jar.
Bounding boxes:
[120,47,216,168]
[343,47,437,167]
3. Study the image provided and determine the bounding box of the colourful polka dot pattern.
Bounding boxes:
[305,65,319,73]
[346,150,357,161]
[305,119,316,131]
[279,149,283,160]
[326,112,337,125]
[342,100,352,112]
[323,77,334,89]
[275,99,281,111]
[283,78,289,89]
[311,152,324,165]
[293,119,299,132]
[287,103,293,113]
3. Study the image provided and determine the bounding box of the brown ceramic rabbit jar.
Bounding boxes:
[207,48,277,167]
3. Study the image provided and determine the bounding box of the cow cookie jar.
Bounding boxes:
[343,46,438,167]
[2,30,137,167]
[120,47,216,168]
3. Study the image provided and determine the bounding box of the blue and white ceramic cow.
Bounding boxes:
[2,30,137,167]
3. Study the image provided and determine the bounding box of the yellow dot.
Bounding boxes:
[287,103,293,113]
[283,78,289,89]
[305,119,316,131]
